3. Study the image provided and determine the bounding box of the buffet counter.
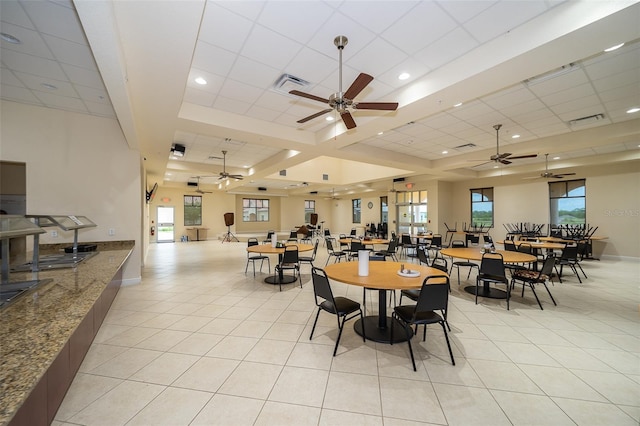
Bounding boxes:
[0,241,135,426]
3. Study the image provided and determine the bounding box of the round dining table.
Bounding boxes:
[496,240,565,250]
[247,243,314,284]
[440,247,536,299]
[324,261,447,343]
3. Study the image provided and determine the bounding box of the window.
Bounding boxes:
[184,195,202,226]
[549,179,586,224]
[470,187,493,227]
[242,198,269,222]
[352,199,361,223]
[304,200,315,223]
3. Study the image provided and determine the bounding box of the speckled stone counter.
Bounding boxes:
[0,241,134,426]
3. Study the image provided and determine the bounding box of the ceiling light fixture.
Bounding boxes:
[194,77,207,85]
[171,144,185,157]
[568,113,605,126]
[604,43,624,52]
[398,72,410,80]
[553,157,560,160]
[326,116,334,121]
[626,107,640,114]
[442,150,448,154]
[512,134,520,139]
[41,83,58,90]
[453,102,462,107]
[0,32,21,44]
[377,132,383,135]
[524,63,580,86]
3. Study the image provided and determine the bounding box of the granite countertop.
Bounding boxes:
[0,241,134,425]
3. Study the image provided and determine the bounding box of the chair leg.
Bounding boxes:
[441,321,455,366]
[333,316,346,356]
[529,283,544,310]
[310,308,321,340]
[359,308,365,342]
[543,282,557,306]
[405,323,416,371]
[390,313,395,345]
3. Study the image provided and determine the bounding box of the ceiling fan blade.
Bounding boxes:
[341,111,356,129]
[296,109,333,124]
[343,73,373,100]
[228,175,244,180]
[499,158,512,165]
[522,176,542,180]
[507,153,538,160]
[555,172,576,177]
[354,102,398,111]
[498,153,512,159]
[289,90,330,104]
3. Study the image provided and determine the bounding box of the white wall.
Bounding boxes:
[1,100,142,281]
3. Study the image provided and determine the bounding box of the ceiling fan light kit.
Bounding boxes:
[289,35,399,129]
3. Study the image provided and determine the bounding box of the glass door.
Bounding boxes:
[157,206,174,243]
[395,191,428,235]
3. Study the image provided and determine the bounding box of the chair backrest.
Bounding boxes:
[289,230,298,239]
[369,254,385,261]
[265,231,274,240]
[310,240,319,259]
[401,234,413,245]
[350,228,357,236]
[431,255,448,272]
[417,246,430,265]
[414,276,450,314]
[311,267,334,305]
[247,237,259,247]
[517,243,533,254]
[282,245,299,263]
[465,233,479,246]
[540,254,556,276]
[483,235,493,244]
[387,239,398,252]
[324,228,331,236]
[479,252,506,278]
[431,234,443,248]
[350,240,364,252]
[503,240,517,252]
[561,244,578,261]
[326,238,337,253]
[451,240,465,248]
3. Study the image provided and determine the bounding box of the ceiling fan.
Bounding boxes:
[472,124,537,166]
[189,176,212,194]
[324,188,341,200]
[524,153,576,179]
[208,150,243,180]
[289,35,399,130]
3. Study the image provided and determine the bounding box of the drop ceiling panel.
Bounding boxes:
[198,3,254,52]
[20,0,86,43]
[258,1,334,43]
[0,23,55,59]
[241,25,302,70]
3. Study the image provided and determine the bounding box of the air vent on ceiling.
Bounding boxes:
[309,191,318,194]
[322,174,329,181]
[258,187,267,191]
[454,143,477,150]
[523,63,580,86]
[393,177,406,183]
[272,73,309,95]
[187,181,198,187]
[568,113,605,127]
[279,170,286,176]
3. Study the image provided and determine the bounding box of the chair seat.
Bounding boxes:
[249,254,269,260]
[478,272,507,283]
[453,260,477,267]
[394,305,443,325]
[320,296,360,315]
[513,269,549,282]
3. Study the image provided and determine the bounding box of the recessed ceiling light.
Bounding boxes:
[442,150,448,154]
[604,43,624,52]
[326,116,334,121]
[553,156,560,160]
[493,165,499,169]
[511,134,520,139]
[398,72,410,80]
[378,132,383,136]
[626,107,640,114]
[194,77,207,85]
[41,83,58,90]
[453,102,462,107]
[0,32,21,44]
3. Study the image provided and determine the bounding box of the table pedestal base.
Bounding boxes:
[354,316,412,344]
[464,285,507,299]
[264,275,297,285]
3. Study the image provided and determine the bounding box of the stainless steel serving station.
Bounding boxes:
[0,215,51,307]
[12,215,98,272]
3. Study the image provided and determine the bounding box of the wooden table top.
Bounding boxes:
[324,261,446,290]
[539,236,608,243]
[247,243,314,254]
[440,247,536,264]
[496,240,566,250]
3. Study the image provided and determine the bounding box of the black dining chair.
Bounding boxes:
[555,244,587,283]
[449,240,479,286]
[325,238,347,265]
[274,245,300,291]
[245,237,270,276]
[375,238,398,261]
[476,252,510,309]
[510,254,557,310]
[391,275,455,371]
[310,267,364,356]
[299,239,319,270]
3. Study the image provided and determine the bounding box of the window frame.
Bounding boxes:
[549,179,586,225]
[352,198,361,224]
[304,200,315,223]
[183,195,202,226]
[242,198,270,222]
[470,187,494,228]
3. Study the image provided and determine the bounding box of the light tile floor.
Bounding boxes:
[54,240,640,425]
